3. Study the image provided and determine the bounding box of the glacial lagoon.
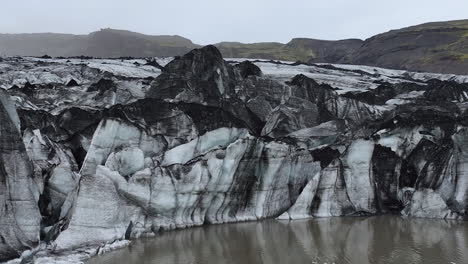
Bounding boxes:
[88,216,468,264]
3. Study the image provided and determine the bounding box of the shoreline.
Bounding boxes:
[5,215,466,264]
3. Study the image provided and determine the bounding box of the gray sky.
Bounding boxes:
[1,0,468,44]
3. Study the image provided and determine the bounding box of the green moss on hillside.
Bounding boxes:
[216,42,316,61]
[458,54,468,61]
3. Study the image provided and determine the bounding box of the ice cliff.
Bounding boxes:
[1,46,468,262]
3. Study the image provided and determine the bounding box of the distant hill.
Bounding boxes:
[343,20,468,75]
[84,29,199,57]
[0,28,199,57]
[0,33,87,57]
[215,38,363,62]
[1,20,468,75]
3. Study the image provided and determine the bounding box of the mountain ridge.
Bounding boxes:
[344,19,468,74]
[0,28,199,58]
[1,19,467,74]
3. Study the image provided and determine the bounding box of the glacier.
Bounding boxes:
[1,45,468,262]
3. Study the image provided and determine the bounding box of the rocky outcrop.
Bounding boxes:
[148,45,236,104]
[287,74,387,124]
[235,61,262,78]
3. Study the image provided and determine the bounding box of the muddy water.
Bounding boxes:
[88,216,468,264]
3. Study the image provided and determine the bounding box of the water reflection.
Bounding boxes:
[88,216,468,264]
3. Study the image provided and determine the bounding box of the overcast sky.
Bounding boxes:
[1,0,467,44]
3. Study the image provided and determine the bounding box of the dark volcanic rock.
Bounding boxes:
[287,74,337,103]
[145,58,164,70]
[310,147,341,169]
[147,45,264,134]
[392,102,459,127]
[287,74,384,125]
[87,78,117,95]
[342,84,397,105]
[105,98,257,137]
[341,81,427,106]
[66,79,79,87]
[22,82,37,96]
[148,45,236,104]
[235,61,262,78]
[424,79,468,102]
